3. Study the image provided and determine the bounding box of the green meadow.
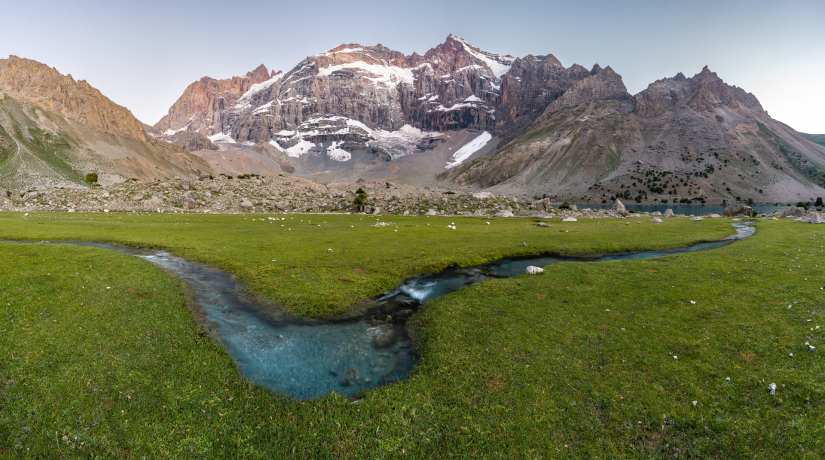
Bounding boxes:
[0,212,822,458]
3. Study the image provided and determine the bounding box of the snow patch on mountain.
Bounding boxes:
[449,35,513,78]
[327,141,351,161]
[446,131,492,169]
[318,61,415,86]
[285,139,316,158]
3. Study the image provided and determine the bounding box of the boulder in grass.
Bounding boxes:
[707,214,721,218]
[494,209,515,218]
[561,216,577,222]
[800,212,825,224]
[531,211,550,218]
[651,211,662,216]
[526,266,544,275]
[240,200,254,209]
[691,216,704,221]
[664,209,674,218]
[781,206,806,218]
[723,203,753,217]
[612,199,626,213]
[651,217,663,223]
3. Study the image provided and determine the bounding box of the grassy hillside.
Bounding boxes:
[0,215,822,457]
[0,95,211,190]
[800,133,825,147]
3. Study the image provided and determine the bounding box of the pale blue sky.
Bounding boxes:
[2,0,823,132]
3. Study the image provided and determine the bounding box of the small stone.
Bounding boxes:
[526,266,544,275]
[651,217,663,223]
[692,401,697,406]
[523,242,527,247]
[327,248,333,252]
[768,382,776,395]
[690,300,696,305]
[809,345,816,351]
[725,377,730,381]
[789,353,793,357]
[673,355,678,359]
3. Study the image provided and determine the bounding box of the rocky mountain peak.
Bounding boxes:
[632,66,764,118]
[0,56,148,142]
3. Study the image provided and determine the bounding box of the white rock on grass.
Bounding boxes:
[691,216,704,221]
[561,217,577,222]
[526,266,544,275]
[769,383,777,395]
[651,218,663,223]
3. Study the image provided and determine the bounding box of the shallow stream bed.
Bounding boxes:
[6,222,754,399]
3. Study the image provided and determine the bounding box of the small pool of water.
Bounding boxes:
[6,222,753,399]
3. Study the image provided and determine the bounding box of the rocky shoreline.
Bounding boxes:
[1,177,824,224]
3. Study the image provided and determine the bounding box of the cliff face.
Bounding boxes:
[153,64,276,136]
[153,35,518,159]
[0,56,148,142]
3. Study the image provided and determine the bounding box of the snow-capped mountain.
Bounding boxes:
[153,35,539,164]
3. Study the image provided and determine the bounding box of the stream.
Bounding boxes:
[7,221,754,399]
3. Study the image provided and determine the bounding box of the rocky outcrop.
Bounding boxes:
[541,66,631,115]
[0,56,148,141]
[723,204,753,217]
[153,64,277,136]
[631,66,764,118]
[495,56,591,142]
[169,131,218,151]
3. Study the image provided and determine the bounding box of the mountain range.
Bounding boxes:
[1,36,824,204]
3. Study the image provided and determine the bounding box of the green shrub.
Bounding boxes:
[559,202,571,209]
[84,172,98,186]
[716,115,724,123]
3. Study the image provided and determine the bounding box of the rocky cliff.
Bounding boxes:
[443,67,825,203]
[0,56,149,142]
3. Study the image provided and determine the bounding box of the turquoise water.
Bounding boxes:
[8,222,753,399]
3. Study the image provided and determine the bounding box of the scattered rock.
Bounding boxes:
[611,199,626,213]
[494,209,514,218]
[177,191,197,208]
[664,209,674,218]
[180,180,191,191]
[769,382,776,395]
[425,208,437,216]
[530,211,550,218]
[561,216,577,222]
[537,222,547,227]
[690,216,704,221]
[651,217,663,223]
[372,325,396,348]
[239,200,254,209]
[526,266,544,275]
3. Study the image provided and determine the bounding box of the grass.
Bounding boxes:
[0,213,735,317]
[0,214,823,457]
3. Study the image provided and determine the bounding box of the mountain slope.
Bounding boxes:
[0,56,149,142]
[0,94,210,189]
[800,133,825,147]
[443,67,825,203]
